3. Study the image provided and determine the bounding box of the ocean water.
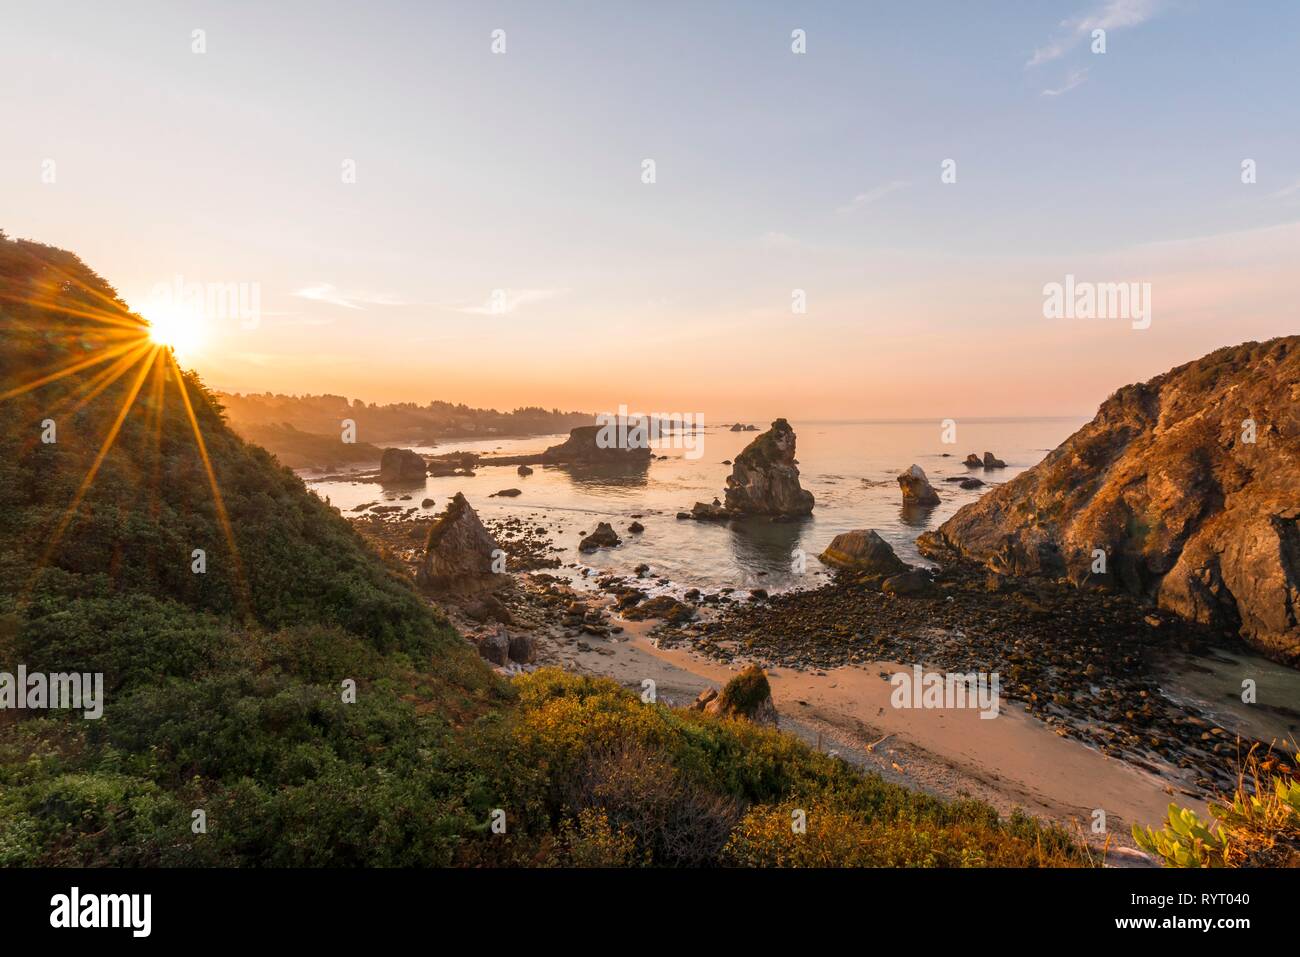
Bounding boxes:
[304,417,1086,595]
[304,415,1300,744]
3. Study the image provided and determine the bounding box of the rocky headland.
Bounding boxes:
[920,337,1300,666]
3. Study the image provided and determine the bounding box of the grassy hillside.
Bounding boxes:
[0,232,1083,867]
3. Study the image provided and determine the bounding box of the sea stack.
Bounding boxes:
[378,447,427,484]
[417,493,502,593]
[920,337,1300,666]
[722,418,814,517]
[541,424,653,464]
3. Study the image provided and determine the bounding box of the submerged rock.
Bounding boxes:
[819,529,908,577]
[722,418,814,517]
[921,337,1300,666]
[897,464,941,507]
[378,447,427,484]
[417,492,502,593]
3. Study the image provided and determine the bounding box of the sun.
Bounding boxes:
[142,303,208,360]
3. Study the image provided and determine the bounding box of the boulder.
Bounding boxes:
[378,447,426,484]
[882,569,936,597]
[982,451,1007,469]
[693,665,778,727]
[507,631,536,664]
[897,464,940,507]
[416,492,502,593]
[963,453,983,468]
[517,465,534,476]
[465,593,513,624]
[579,521,621,552]
[627,520,645,533]
[477,628,510,666]
[421,497,436,508]
[919,337,1300,665]
[819,529,909,576]
[722,418,814,517]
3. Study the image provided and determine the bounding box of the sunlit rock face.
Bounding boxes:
[418,493,502,594]
[920,337,1300,666]
[723,418,814,517]
[378,447,427,484]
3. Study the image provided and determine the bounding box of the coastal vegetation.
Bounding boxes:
[0,234,1084,868]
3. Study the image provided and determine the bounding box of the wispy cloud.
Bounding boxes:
[456,288,566,316]
[293,284,406,310]
[837,180,908,215]
[1027,0,1164,67]
[1270,178,1300,200]
[1041,68,1089,97]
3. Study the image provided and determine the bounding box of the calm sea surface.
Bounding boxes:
[305,417,1083,593]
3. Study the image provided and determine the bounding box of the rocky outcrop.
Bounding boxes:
[897,465,940,506]
[819,529,908,576]
[920,337,1300,665]
[983,452,1006,469]
[692,665,778,727]
[542,425,652,464]
[722,418,814,517]
[579,522,621,552]
[378,447,427,484]
[428,452,478,477]
[417,493,502,593]
[963,453,983,468]
[623,594,696,625]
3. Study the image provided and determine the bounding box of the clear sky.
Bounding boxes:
[3,0,1297,420]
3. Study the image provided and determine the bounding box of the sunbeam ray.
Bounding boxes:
[169,350,251,617]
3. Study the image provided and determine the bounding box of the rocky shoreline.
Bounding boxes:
[347,503,1294,802]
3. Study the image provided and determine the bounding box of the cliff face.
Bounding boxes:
[919,338,1300,665]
